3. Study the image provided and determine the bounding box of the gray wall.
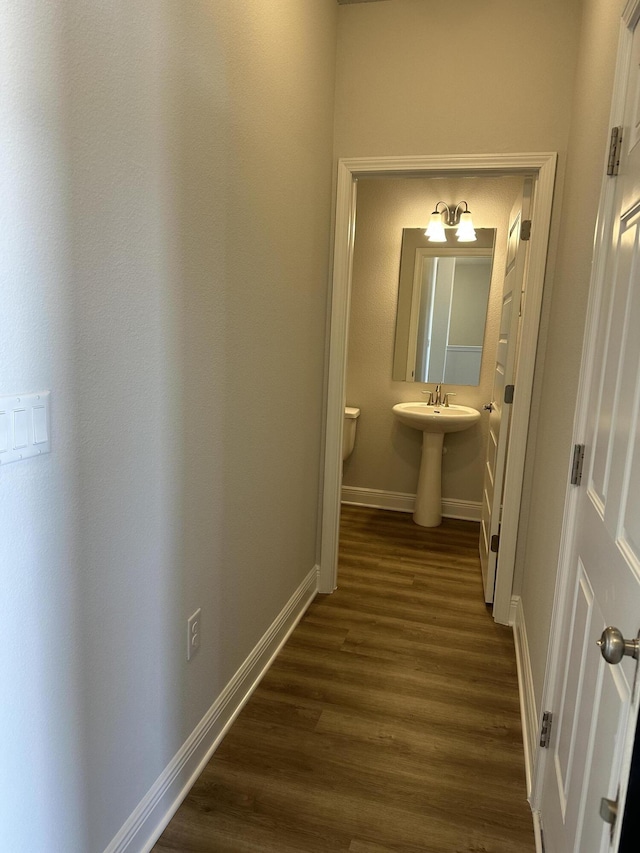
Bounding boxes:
[0,1,337,850]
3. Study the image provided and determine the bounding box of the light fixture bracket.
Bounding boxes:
[425,200,476,242]
[433,201,471,227]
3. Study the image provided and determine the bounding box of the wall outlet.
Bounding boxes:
[187,608,201,661]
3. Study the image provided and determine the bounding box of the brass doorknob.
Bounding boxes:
[597,626,640,664]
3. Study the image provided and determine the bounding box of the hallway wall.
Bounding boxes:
[334,0,581,160]
[0,2,337,850]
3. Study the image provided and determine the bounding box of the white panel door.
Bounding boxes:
[541,13,640,851]
[479,186,530,603]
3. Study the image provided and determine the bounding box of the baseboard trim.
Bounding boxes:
[341,486,414,513]
[104,566,319,853]
[441,498,482,522]
[511,594,539,801]
[341,486,482,522]
[532,809,544,853]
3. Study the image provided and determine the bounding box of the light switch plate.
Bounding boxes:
[187,608,201,661]
[0,391,51,465]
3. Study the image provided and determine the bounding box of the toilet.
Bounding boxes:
[343,406,360,461]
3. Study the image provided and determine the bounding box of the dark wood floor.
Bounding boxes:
[154,505,535,852]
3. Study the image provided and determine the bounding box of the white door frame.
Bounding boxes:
[531,3,640,813]
[318,153,557,628]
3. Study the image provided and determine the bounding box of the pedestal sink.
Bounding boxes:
[392,402,480,527]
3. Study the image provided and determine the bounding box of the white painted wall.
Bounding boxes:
[343,176,521,506]
[0,1,337,850]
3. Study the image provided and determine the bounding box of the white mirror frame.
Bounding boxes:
[319,153,557,629]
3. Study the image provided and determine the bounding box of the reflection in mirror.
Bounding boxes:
[393,229,496,385]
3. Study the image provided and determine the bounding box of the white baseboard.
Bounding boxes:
[511,594,539,802]
[532,809,544,853]
[341,485,482,522]
[441,498,482,522]
[104,566,319,853]
[341,485,414,513]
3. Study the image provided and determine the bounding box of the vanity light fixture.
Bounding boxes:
[425,201,477,243]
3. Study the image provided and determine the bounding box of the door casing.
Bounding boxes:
[480,184,533,606]
[319,153,557,627]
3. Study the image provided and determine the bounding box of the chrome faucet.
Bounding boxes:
[422,384,445,405]
[422,384,454,406]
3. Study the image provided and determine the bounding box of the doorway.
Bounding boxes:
[319,154,557,627]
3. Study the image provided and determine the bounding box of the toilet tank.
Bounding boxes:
[343,406,360,461]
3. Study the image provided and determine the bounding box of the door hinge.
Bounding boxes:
[607,126,623,176]
[520,219,532,241]
[571,443,585,486]
[600,796,618,827]
[504,384,515,404]
[540,711,553,748]
[490,534,500,553]
[600,789,620,843]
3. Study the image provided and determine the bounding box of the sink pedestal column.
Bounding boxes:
[413,432,444,527]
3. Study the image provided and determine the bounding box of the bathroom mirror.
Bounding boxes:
[392,228,496,385]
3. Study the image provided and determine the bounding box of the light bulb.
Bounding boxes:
[425,212,446,242]
[456,211,476,242]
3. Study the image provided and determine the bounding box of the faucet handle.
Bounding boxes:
[421,388,435,405]
[443,392,456,407]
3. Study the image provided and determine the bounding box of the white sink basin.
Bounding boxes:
[392,402,480,433]
[392,401,480,527]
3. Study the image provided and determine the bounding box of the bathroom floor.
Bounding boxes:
[153,504,535,852]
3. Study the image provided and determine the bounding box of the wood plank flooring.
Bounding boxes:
[153,506,535,853]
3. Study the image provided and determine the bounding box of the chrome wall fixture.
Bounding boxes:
[425,201,477,242]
